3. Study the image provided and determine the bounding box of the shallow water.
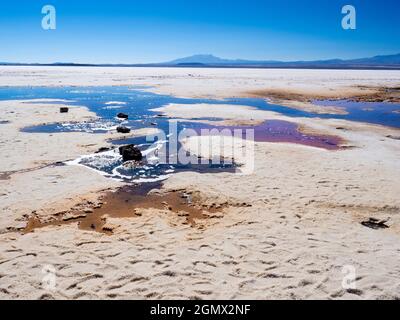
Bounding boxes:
[313,99,400,128]
[190,120,342,150]
[1,86,398,182]
[1,86,398,130]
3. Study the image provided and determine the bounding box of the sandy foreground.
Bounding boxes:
[0,67,400,300]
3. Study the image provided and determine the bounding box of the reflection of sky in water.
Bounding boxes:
[1,86,399,182]
[1,86,398,129]
[313,99,400,128]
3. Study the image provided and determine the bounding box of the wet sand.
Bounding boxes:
[24,183,231,235]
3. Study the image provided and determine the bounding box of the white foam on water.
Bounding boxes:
[114,117,130,122]
[66,149,124,182]
[66,143,172,183]
[66,149,120,166]
[68,90,106,94]
[110,164,170,182]
[92,125,118,132]
[60,121,118,133]
[102,105,123,110]
[105,101,127,105]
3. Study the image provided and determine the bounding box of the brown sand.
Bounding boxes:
[23,183,232,235]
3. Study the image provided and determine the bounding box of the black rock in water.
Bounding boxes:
[116,126,131,134]
[60,107,69,113]
[117,112,129,119]
[119,144,143,162]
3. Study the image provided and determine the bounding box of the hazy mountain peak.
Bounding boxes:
[167,54,233,64]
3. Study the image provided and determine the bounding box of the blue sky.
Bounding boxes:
[0,0,399,63]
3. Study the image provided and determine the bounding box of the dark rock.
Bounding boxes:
[150,122,157,126]
[117,112,129,119]
[60,107,69,113]
[95,147,111,154]
[361,217,390,230]
[116,126,131,134]
[119,144,143,162]
[386,135,400,140]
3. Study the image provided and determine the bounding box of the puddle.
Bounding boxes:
[66,138,236,182]
[2,86,397,182]
[24,183,225,234]
[0,86,398,125]
[190,120,343,150]
[313,99,400,128]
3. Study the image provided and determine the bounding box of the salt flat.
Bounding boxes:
[1,66,399,98]
[0,66,400,299]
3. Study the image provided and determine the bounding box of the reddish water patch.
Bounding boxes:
[192,120,343,150]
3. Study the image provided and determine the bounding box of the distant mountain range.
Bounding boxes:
[1,53,400,69]
[163,53,400,69]
[165,54,280,65]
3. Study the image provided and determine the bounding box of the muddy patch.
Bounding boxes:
[0,172,12,180]
[352,86,400,103]
[250,86,400,104]
[23,183,235,235]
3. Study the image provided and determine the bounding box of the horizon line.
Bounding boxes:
[1,52,400,67]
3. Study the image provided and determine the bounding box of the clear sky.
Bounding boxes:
[0,0,399,63]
